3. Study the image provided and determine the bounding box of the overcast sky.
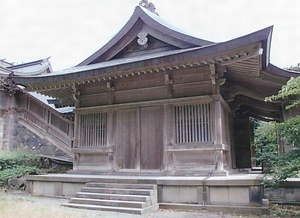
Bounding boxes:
[1,0,299,71]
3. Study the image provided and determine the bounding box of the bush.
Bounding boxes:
[0,150,42,188]
[253,116,300,188]
[0,166,39,187]
[0,150,40,170]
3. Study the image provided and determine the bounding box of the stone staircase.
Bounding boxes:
[62,182,158,215]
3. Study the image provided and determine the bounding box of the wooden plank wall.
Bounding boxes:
[72,66,236,173]
[78,66,212,108]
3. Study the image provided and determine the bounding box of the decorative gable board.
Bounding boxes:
[112,34,179,60]
[78,6,213,66]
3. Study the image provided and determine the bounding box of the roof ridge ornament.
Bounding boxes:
[139,0,159,16]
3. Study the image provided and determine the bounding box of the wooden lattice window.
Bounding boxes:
[175,103,211,144]
[79,112,107,147]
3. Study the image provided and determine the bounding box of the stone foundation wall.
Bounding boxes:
[264,180,300,203]
[10,120,67,157]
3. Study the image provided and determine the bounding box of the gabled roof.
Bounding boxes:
[0,65,13,75]
[1,58,53,77]
[9,5,299,121]
[13,25,274,84]
[8,58,53,76]
[78,6,214,66]
[0,59,13,68]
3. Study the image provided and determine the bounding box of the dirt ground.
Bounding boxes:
[0,191,262,218]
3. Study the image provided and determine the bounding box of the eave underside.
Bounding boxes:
[12,42,295,120]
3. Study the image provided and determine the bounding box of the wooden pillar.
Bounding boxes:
[73,112,80,148]
[249,121,256,167]
[136,107,141,171]
[107,110,115,170]
[214,100,224,171]
[72,83,81,149]
[163,104,174,171]
[229,115,236,169]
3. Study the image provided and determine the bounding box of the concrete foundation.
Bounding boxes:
[26,173,268,214]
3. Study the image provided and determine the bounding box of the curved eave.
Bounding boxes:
[12,26,274,86]
[265,63,300,78]
[0,66,13,75]
[77,6,214,66]
[233,95,283,121]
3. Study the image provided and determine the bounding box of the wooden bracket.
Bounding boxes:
[164,74,174,97]
[107,82,115,104]
[210,64,216,85]
[106,81,115,92]
[71,83,80,106]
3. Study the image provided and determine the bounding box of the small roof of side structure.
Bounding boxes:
[0,59,73,113]
[0,58,53,77]
[11,5,299,121]
[7,58,53,76]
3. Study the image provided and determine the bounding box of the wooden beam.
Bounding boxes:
[232,95,282,113]
[219,47,263,66]
[226,85,266,102]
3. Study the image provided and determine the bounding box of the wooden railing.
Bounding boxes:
[18,107,74,157]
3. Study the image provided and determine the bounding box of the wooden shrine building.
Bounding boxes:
[9,4,299,176]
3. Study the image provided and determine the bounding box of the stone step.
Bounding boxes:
[69,197,146,208]
[64,182,158,215]
[86,182,156,190]
[81,187,154,196]
[62,203,145,215]
[76,192,150,203]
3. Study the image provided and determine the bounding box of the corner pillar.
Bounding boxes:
[214,100,224,171]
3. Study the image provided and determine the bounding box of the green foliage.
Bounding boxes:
[254,116,300,187]
[0,166,39,187]
[253,121,278,170]
[266,76,300,110]
[263,149,300,187]
[0,150,40,171]
[0,150,42,188]
[277,115,300,147]
[257,64,300,187]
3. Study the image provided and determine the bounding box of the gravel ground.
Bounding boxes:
[0,191,259,218]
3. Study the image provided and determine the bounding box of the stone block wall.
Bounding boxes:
[10,120,67,157]
[0,90,68,157]
[265,180,300,203]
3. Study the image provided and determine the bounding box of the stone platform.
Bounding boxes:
[26,173,269,215]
